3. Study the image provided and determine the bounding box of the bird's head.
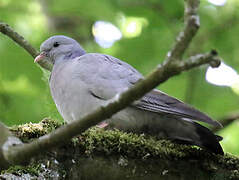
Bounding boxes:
[34,35,86,65]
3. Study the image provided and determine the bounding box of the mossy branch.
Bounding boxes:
[1,120,239,179]
[0,0,222,169]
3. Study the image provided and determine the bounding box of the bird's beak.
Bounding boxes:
[34,51,47,63]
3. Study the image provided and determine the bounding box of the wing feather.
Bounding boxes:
[74,53,222,127]
[133,89,222,127]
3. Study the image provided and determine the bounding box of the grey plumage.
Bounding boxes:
[35,35,224,155]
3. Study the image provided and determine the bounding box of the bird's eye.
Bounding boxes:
[53,42,60,47]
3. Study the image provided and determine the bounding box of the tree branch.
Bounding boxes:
[0,0,222,169]
[179,51,221,69]
[0,22,52,71]
[165,0,200,62]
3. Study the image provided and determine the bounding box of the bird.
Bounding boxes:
[34,35,224,155]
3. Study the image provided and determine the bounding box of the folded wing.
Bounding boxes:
[75,53,222,128]
[133,89,222,127]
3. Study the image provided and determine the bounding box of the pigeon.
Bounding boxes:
[35,35,224,155]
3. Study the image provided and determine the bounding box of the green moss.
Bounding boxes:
[2,119,239,179]
[1,164,40,176]
[8,119,239,164]
[10,118,62,142]
[79,127,193,159]
[229,170,239,179]
[218,153,239,169]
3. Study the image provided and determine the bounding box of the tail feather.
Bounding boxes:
[193,122,224,155]
[109,108,224,155]
[171,121,224,155]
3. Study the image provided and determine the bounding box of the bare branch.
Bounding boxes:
[179,51,221,70]
[0,22,52,71]
[166,0,200,61]
[0,23,38,58]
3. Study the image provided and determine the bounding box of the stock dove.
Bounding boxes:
[35,35,223,155]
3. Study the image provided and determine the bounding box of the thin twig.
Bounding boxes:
[179,51,221,70]
[166,0,200,62]
[0,22,52,71]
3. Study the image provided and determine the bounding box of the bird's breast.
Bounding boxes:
[49,62,103,123]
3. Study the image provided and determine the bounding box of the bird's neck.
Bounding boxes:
[54,49,86,65]
[64,48,86,60]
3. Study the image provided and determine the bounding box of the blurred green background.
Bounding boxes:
[0,0,238,155]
